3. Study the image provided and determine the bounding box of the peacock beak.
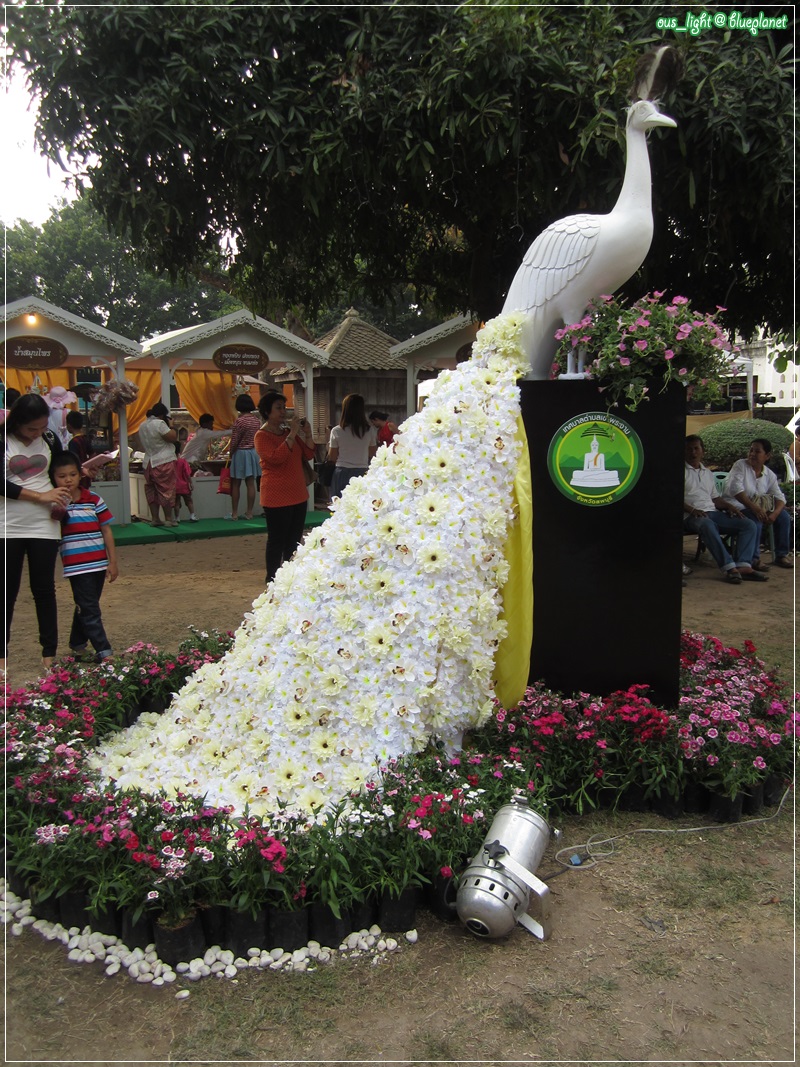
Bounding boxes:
[648,108,677,129]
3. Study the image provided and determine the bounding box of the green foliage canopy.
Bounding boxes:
[3,199,241,341]
[8,4,794,336]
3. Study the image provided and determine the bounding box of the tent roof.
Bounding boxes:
[2,296,141,358]
[314,309,403,370]
[135,308,327,366]
[390,314,480,370]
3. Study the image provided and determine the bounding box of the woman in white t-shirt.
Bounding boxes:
[723,437,793,570]
[327,394,378,497]
[1,394,72,676]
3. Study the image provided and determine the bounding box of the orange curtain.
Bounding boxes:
[3,368,73,396]
[174,370,238,429]
[118,370,162,434]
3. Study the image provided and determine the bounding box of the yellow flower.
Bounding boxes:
[365,623,394,653]
[310,729,339,760]
[286,705,312,732]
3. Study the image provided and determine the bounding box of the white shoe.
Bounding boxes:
[190,515,199,522]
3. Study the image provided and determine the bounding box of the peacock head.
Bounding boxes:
[626,98,677,132]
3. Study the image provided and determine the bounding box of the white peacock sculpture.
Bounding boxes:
[503,45,683,379]
[93,48,683,820]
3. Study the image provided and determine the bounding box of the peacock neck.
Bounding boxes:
[614,125,653,215]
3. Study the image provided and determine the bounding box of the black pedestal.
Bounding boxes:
[520,380,685,708]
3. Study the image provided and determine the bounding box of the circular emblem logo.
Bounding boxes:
[547,411,644,506]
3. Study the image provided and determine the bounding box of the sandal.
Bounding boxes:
[774,557,793,569]
[740,570,769,582]
[751,561,770,572]
[724,570,742,584]
[150,520,164,527]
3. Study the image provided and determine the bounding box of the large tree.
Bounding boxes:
[3,198,241,341]
[7,3,794,339]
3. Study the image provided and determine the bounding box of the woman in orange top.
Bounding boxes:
[254,392,316,582]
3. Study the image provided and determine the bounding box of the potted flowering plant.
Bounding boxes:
[553,292,736,412]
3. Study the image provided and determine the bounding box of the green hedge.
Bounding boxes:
[698,418,793,470]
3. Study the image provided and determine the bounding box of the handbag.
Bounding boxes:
[301,457,317,486]
[217,466,232,495]
[318,459,336,488]
[752,493,775,514]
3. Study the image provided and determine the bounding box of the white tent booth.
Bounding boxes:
[127,309,328,518]
[390,314,481,417]
[1,296,142,524]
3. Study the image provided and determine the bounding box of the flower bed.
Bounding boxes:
[4,629,795,963]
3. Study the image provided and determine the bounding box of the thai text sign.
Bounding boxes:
[2,335,69,370]
[212,344,269,374]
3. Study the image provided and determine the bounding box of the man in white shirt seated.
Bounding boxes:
[683,435,767,585]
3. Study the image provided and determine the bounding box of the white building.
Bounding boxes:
[738,337,799,409]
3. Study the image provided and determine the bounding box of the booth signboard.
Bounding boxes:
[2,335,69,370]
[212,344,269,374]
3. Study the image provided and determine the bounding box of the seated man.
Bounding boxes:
[683,435,767,585]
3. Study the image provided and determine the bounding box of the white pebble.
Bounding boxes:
[176,962,190,974]
[67,949,82,962]
[210,961,225,974]
[175,989,191,1000]
[220,949,235,966]
[128,962,140,978]
[292,959,308,972]
[317,950,331,963]
[224,964,237,978]
[105,962,120,977]
[188,960,203,975]
[203,948,217,965]
[82,951,96,964]
[377,939,386,952]
[11,923,23,937]
[405,929,418,944]
[307,940,321,951]
[162,971,176,984]
[136,972,154,984]
[369,924,381,936]
[152,976,164,987]
[356,937,369,951]
[345,932,360,950]
[365,934,376,948]
[291,947,308,963]
[269,960,283,971]
[385,938,398,952]
[269,947,284,960]
[247,947,260,958]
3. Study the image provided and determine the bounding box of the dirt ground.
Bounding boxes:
[3,531,796,1065]
[5,530,796,688]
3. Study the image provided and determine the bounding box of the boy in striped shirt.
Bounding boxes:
[53,453,119,662]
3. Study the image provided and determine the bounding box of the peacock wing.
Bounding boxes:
[503,214,601,315]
